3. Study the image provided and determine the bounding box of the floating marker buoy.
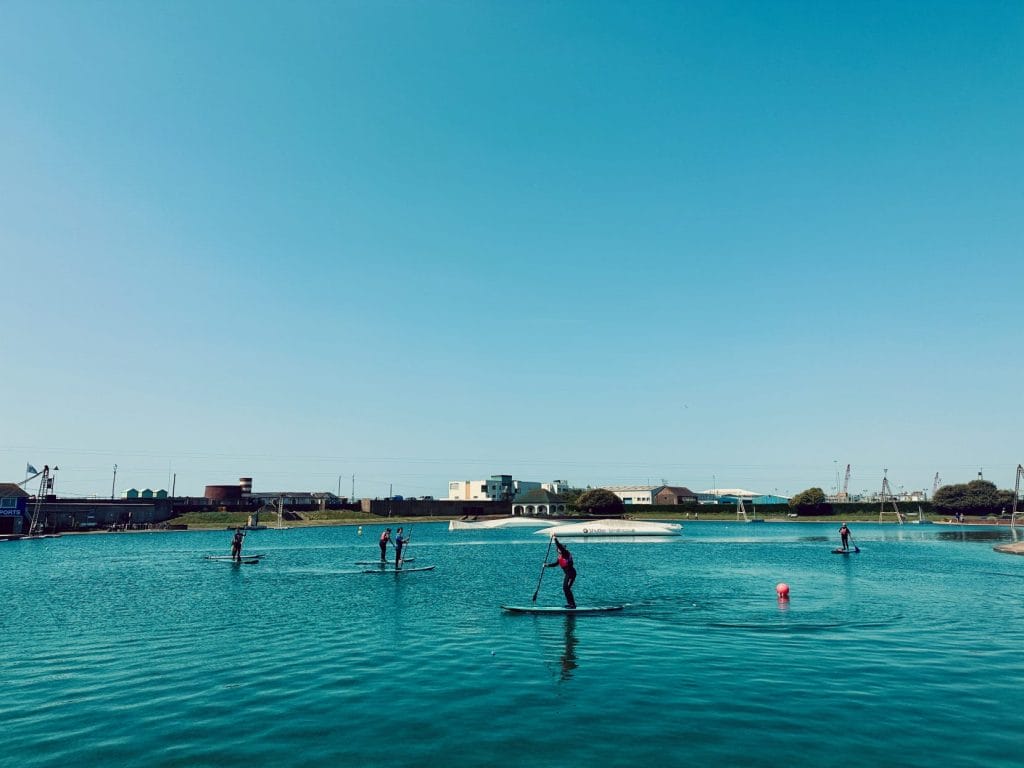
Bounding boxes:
[776,582,790,599]
[358,526,362,535]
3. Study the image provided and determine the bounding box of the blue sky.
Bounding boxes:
[2,2,1021,500]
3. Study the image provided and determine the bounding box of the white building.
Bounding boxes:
[542,480,571,494]
[447,474,542,501]
[602,485,659,505]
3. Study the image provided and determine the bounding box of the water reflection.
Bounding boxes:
[560,615,578,681]
[936,530,1012,543]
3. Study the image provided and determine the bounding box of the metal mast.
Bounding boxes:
[879,469,905,524]
[1011,465,1023,530]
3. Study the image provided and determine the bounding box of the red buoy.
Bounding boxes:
[776,582,790,599]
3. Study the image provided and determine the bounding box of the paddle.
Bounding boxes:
[850,534,860,554]
[532,534,554,602]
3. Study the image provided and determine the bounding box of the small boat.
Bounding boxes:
[448,517,561,531]
[536,519,681,537]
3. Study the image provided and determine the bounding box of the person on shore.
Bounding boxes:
[231,528,245,562]
[393,527,406,568]
[546,537,577,609]
[839,522,851,551]
[379,528,392,561]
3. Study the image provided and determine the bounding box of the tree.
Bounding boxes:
[559,487,585,505]
[788,487,832,516]
[933,480,1013,515]
[574,488,624,516]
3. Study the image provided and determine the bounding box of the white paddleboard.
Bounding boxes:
[355,559,415,565]
[362,565,435,573]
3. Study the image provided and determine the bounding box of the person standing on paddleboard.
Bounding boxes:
[393,527,407,568]
[231,528,245,563]
[839,522,851,551]
[546,538,577,609]
[379,528,392,561]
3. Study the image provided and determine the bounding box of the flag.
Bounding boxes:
[26,463,38,475]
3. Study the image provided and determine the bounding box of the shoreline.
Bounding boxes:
[29,514,1022,537]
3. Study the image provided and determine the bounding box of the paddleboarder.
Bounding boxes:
[231,528,245,563]
[379,528,391,561]
[546,538,577,609]
[394,527,407,568]
[839,522,851,551]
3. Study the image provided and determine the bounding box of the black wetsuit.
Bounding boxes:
[548,549,577,608]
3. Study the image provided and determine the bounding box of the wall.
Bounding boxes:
[31,498,175,531]
[362,498,512,517]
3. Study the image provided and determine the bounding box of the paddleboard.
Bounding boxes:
[501,605,625,614]
[205,554,266,561]
[831,548,859,555]
[355,559,415,565]
[212,557,261,565]
[362,565,435,573]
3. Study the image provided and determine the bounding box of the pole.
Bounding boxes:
[111,464,118,500]
[172,473,176,498]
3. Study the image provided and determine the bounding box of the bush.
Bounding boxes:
[574,488,625,516]
[789,487,833,516]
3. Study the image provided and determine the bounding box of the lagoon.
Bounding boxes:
[3,522,1023,767]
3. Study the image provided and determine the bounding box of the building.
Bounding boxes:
[0,483,30,536]
[699,488,757,504]
[542,480,571,494]
[696,488,790,505]
[511,488,569,517]
[654,486,699,505]
[447,475,542,501]
[601,486,659,505]
[751,494,790,505]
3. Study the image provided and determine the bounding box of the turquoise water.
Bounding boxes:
[3,522,1024,767]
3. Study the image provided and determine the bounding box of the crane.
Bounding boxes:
[842,464,851,500]
[932,472,941,499]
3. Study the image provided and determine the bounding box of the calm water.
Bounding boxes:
[3,521,1024,767]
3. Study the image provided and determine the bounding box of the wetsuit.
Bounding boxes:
[379,531,390,561]
[547,547,577,608]
[394,533,405,567]
[231,531,244,562]
[839,525,850,551]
